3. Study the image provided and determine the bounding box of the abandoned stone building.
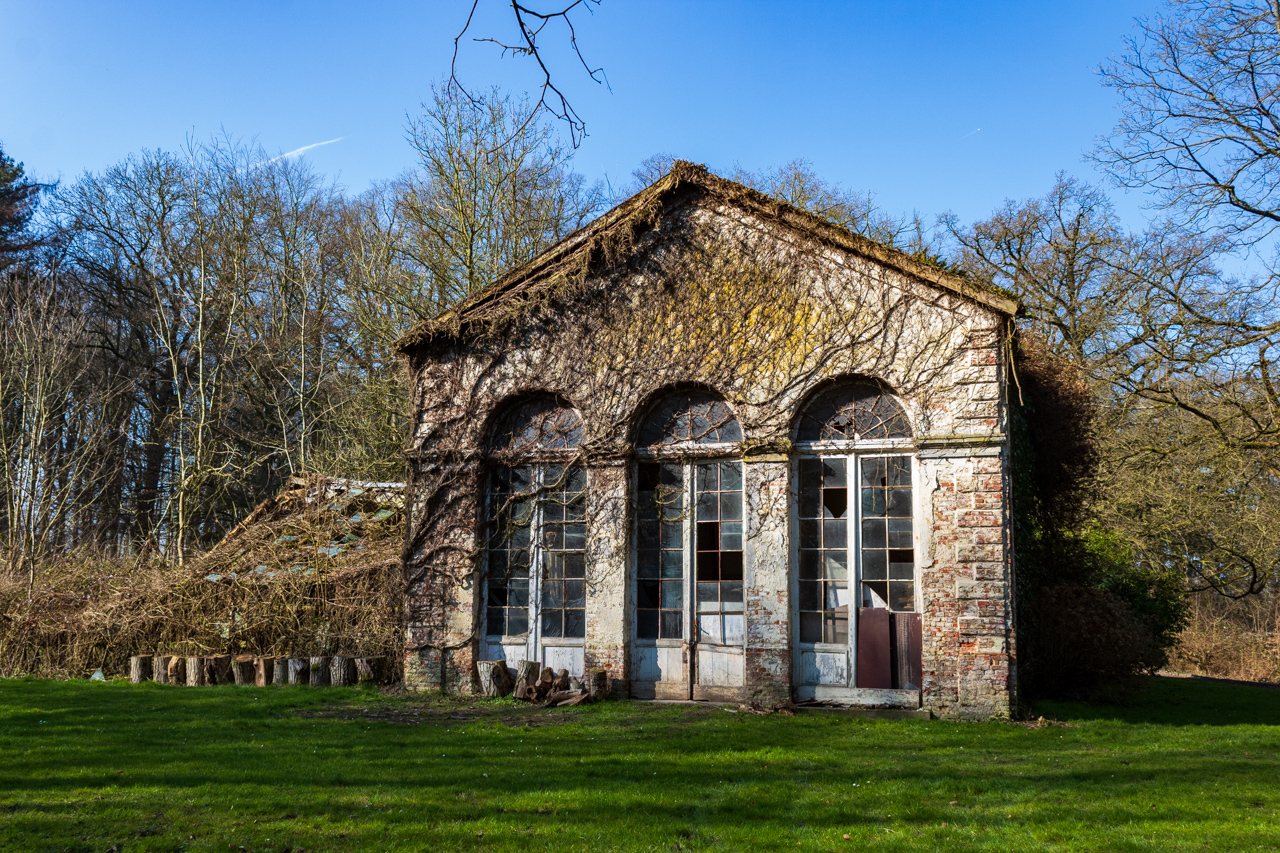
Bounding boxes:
[395,162,1020,720]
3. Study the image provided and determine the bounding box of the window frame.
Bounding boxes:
[632,442,744,651]
[482,459,589,651]
[790,440,921,661]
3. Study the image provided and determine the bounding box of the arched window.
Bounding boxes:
[792,379,916,691]
[631,390,745,699]
[483,398,587,673]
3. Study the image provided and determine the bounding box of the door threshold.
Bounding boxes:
[794,685,921,708]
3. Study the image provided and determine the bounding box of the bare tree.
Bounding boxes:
[452,1,607,147]
[1098,0,1280,241]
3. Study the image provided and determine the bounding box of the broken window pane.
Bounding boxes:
[638,391,743,446]
[795,456,851,643]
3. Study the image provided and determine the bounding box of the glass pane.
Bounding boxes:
[661,579,683,609]
[660,521,682,549]
[799,580,820,610]
[638,522,659,550]
[564,609,586,638]
[565,580,585,608]
[723,614,745,645]
[720,521,743,552]
[798,484,820,519]
[541,582,563,608]
[563,523,586,550]
[862,581,889,609]
[661,550,683,578]
[799,550,821,579]
[697,582,719,604]
[486,611,504,636]
[887,457,912,487]
[719,491,742,521]
[824,551,848,581]
[637,551,659,579]
[800,520,821,549]
[637,610,659,639]
[542,610,563,638]
[887,488,911,516]
[890,582,915,612]
[860,458,884,488]
[720,461,743,491]
[861,518,886,548]
[696,463,718,493]
[799,612,822,643]
[508,610,528,635]
[823,519,847,549]
[542,501,564,523]
[822,458,847,487]
[697,492,718,521]
[888,518,913,548]
[862,488,886,517]
[660,611,683,639]
[826,613,849,645]
[889,551,914,579]
[637,463,660,492]
[564,553,586,579]
[721,582,743,605]
[862,550,887,580]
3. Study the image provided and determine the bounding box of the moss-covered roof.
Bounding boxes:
[395,161,1018,353]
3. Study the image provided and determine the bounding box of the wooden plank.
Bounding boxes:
[856,607,892,689]
[892,612,923,691]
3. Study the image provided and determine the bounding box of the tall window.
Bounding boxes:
[794,380,914,645]
[635,391,743,644]
[485,399,586,643]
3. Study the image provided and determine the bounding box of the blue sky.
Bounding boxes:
[1,0,1160,227]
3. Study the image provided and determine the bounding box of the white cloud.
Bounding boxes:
[260,137,343,165]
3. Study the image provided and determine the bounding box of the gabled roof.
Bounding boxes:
[395,161,1017,353]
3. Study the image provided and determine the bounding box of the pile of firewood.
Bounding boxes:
[477,660,609,707]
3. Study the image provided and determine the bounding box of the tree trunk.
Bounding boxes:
[255,657,276,687]
[588,668,609,701]
[153,655,170,685]
[355,657,384,685]
[273,658,289,685]
[167,656,186,685]
[330,656,356,687]
[185,656,204,687]
[232,655,255,686]
[288,657,310,685]
[208,655,232,685]
[129,656,152,684]
[309,657,330,687]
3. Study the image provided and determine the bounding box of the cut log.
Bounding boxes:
[477,660,500,697]
[232,655,255,686]
[569,677,583,692]
[309,656,331,687]
[355,657,384,685]
[552,669,570,692]
[288,657,310,685]
[543,690,583,707]
[185,656,205,687]
[273,658,289,685]
[129,656,152,684]
[330,655,356,687]
[515,660,538,683]
[588,668,609,701]
[255,657,275,687]
[167,656,186,685]
[208,655,233,685]
[153,655,170,685]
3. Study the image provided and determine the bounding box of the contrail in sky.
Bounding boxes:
[261,137,343,165]
[958,128,981,141]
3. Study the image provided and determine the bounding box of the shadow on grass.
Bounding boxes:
[1037,674,1280,726]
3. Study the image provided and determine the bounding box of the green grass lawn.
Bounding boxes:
[1,676,1278,852]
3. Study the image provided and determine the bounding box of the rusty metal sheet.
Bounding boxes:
[856,607,892,689]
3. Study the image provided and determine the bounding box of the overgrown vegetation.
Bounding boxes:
[1,675,1278,851]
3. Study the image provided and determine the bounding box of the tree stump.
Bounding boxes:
[330,656,356,687]
[232,655,255,686]
[552,668,571,692]
[588,668,609,701]
[273,658,290,685]
[207,655,232,685]
[255,657,275,687]
[309,657,331,687]
[478,660,515,697]
[512,660,538,701]
[185,656,205,687]
[129,656,152,684]
[288,658,310,685]
[355,657,384,686]
[167,656,186,685]
[153,655,170,685]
